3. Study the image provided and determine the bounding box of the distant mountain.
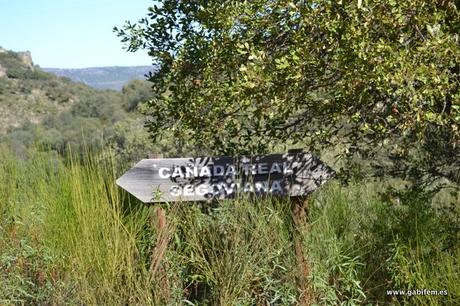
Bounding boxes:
[43,66,154,90]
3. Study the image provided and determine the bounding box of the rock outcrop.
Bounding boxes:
[17,51,34,69]
[0,64,6,78]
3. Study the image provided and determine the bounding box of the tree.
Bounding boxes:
[121,79,153,112]
[116,0,459,188]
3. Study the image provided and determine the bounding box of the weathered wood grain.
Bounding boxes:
[116,152,334,203]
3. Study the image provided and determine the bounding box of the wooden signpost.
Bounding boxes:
[116,151,334,203]
[116,151,334,304]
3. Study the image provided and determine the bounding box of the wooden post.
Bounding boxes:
[291,196,312,305]
[146,154,172,301]
[148,205,171,302]
[149,206,168,275]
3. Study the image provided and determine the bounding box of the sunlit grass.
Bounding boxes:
[0,145,458,305]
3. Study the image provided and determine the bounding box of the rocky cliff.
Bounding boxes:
[17,51,34,69]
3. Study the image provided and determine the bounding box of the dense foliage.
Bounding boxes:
[116,0,460,189]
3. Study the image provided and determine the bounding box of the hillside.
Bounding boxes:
[43,66,153,90]
[0,47,96,134]
[0,47,170,161]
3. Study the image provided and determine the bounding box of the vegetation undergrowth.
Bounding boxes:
[0,145,458,305]
[306,182,459,305]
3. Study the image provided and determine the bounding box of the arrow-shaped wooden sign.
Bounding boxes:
[116,152,334,203]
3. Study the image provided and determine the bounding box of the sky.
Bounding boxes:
[0,0,154,68]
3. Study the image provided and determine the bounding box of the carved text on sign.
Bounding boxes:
[116,152,334,203]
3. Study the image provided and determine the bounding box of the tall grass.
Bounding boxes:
[171,197,298,305]
[0,145,158,304]
[305,182,459,305]
[0,145,458,305]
